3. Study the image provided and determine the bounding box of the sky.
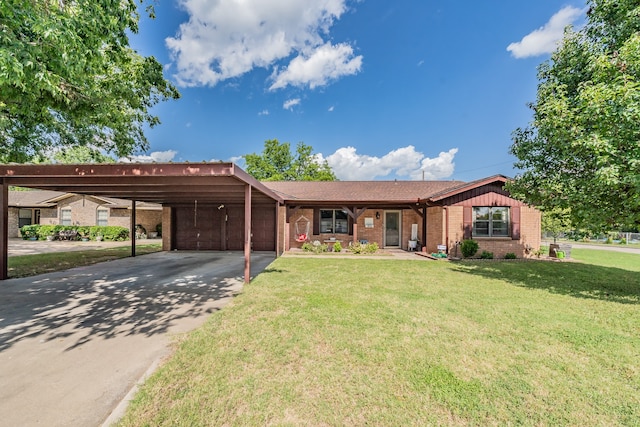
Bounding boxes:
[126,0,588,182]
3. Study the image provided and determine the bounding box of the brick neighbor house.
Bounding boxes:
[8,190,162,239]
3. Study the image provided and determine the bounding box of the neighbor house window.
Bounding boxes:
[320,209,349,234]
[473,207,509,237]
[96,208,108,226]
[61,208,72,225]
[18,209,33,228]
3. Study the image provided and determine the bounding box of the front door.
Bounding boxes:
[384,211,401,247]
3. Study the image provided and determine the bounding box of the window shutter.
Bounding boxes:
[463,207,472,239]
[348,215,354,235]
[313,208,319,235]
[511,206,520,240]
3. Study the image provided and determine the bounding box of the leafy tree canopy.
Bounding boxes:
[32,145,116,164]
[243,139,337,181]
[0,0,180,163]
[509,0,640,231]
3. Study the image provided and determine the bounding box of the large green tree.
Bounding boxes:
[0,0,180,163]
[243,139,336,181]
[509,0,640,231]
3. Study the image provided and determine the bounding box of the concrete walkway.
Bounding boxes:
[7,237,160,256]
[0,251,276,427]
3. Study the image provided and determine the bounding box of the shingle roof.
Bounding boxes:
[8,190,64,207]
[264,180,466,203]
[9,190,161,210]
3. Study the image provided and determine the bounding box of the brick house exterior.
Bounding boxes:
[7,173,540,258]
[266,175,541,258]
[8,191,161,238]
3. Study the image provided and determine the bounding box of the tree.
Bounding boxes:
[32,145,116,164]
[541,208,573,243]
[509,0,640,232]
[243,139,336,181]
[0,0,180,163]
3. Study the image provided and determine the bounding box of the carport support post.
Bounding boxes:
[130,200,136,257]
[244,184,252,284]
[0,180,7,280]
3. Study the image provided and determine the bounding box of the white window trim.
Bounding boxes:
[473,206,510,238]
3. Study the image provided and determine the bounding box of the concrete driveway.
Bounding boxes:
[0,251,276,427]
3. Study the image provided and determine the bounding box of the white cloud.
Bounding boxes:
[324,146,458,180]
[283,98,301,110]
[120,150,178,163]
[269,42,362,90]
[258,109,269,116]
[166,0,360,89]
[507,6,585,58]
[328,106,335,112]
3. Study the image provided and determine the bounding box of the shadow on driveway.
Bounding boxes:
[0,251,275,427]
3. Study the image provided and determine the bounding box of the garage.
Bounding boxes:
[172,204,276,251]
[0,162,283,282]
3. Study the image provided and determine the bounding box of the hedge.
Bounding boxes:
[20,225,129,241]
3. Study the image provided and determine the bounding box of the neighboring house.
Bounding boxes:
[266,175,541,258]
[8,190,162,238]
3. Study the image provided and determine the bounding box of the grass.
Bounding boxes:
[118,248,640,426]
[7,243,162,278]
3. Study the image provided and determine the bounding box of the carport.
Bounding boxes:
[0,162,283,282]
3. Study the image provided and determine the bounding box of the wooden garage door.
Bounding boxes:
[174,205,224,250]
[252,206,275,251]
[174,205,275,251]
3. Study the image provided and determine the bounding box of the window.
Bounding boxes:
[61,208,72,225]
[473,207,509,237]
[97,208,108,226]
[320,209,349,234]
[18,209,32,228]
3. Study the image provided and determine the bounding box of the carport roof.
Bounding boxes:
[0,162,283,205]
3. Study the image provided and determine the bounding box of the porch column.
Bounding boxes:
[244,184,252,284]
[275,201,281,257]
[352,221,358,244]
[422,206,427,252]
[284,206,294,252]
[0,180,7,280]
[130,200,136,257]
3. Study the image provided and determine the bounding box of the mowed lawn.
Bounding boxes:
[118,249,639,426]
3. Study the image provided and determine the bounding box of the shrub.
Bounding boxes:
[20,224,39,239]
[332,241,342,252]
[301,241,327,253]
[620,237,627,245]
[348,241,379,254]
[156,223,162,237]
[460,239,479,258]
[504,252,517,259]
[480,250,494,259]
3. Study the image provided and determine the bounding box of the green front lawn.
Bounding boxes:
[118,250,639,426]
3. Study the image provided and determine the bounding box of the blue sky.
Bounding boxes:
[127,0,587,181]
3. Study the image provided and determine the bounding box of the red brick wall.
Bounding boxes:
[446,203,541,258]
[284,208,424,250]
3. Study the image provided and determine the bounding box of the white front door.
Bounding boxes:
[384,211,401,247]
